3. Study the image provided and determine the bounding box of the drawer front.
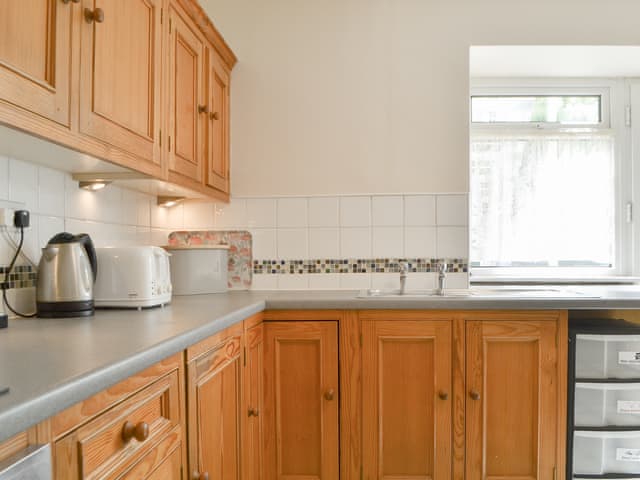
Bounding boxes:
[113,428,182,480]
[576,383,640,427]
[68,370,181,479]
[574,431,640,475]
[576,335,640,379]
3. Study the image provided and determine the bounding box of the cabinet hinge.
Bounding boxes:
[180,465,183,479]
[626,105,632,127]
[626,201,633,223]
[159,129,162,148]
[243,347,247,367]
[160,7,163,25]
[360,466,363,480]
[169,18,172,34]
[359,333,363,347]
[553,466,557,480]
[168,135,171,152]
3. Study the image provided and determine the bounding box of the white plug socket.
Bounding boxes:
[0,208,14,228]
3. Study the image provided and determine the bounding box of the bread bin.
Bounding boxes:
[164,245,229,295]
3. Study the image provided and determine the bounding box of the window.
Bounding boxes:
[470,84,625,277]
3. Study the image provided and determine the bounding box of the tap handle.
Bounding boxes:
[399,262,409,274]
[439,263,448,273]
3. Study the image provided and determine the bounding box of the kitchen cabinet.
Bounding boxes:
[78,0,162,175]
[243,321,264,480]
[0,0,236,201]
[205,49,231,194]
[263,321,339,480]
[465,317,562,480]
[361,318,452,480]
[166,0,205,184]
[52,353,185,480]
[187,322,243,480]
[0,0,72,126]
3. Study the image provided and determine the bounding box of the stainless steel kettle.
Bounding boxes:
[36,233,97,318]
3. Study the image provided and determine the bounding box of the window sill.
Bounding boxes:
[470,276,640,285]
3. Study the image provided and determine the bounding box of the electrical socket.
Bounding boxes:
[0,208,14,228]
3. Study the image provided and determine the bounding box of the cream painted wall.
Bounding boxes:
[200,0,640,196]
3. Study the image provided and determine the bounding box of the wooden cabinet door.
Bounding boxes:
[362,319,452,480]
[78,0,162,172]
[187,332,242,480]
[205,49,230,194]
[243,323,264,480]
[466,319,559,480]
[167,2,205,183]
[0,0,72,126]
[263,322,339,480]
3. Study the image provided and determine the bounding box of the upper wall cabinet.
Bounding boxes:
[205,49,230,194]
[0,0,72,126]
[0,0,236,201]
[166,1,205,184]
[79,0,162,175]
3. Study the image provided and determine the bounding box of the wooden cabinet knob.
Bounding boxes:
[248,407,259,417]
[84,7,105,23]
[469,390,481,401]
[210,111,220,120]
[198,105,209,114]
[438,391,449,400]
[193,472,210,480]
[122,420,149,442]
[324,389,335,401]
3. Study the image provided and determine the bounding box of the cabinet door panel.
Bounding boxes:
[244,323,264,480]
[466,320,558,480]
[79,0,161,168]
[0,0,71,125]
[168,4,204,182]
[206,51,230,193]
[264,322,339,480]
[188,333,242,480]
[362,320,452,480]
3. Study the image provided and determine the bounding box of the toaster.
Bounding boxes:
[94,246,172,309]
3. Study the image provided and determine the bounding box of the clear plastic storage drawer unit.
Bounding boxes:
[574,431,640,475]
[576,334,640,379]
[575,383,640,427]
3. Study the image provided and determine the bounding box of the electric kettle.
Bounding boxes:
[36,233,98,318]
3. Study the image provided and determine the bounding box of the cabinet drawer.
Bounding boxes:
[576,383,640,427]
[115,427,182,480]
[55,370,181,479]
[574,431,640,475]
[577,335,640,379]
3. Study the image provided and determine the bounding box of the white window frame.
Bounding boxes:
[469,78,633,280]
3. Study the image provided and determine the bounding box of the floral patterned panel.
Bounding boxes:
[167,231,252,289]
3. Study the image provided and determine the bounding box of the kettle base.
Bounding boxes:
[37,301,94,318]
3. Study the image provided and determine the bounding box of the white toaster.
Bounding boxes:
[94,246,172,308]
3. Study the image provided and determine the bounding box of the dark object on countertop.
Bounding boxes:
[0,386,8,395]
[0,314,6,329]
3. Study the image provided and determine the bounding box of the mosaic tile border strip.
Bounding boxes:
[253,258,468,275]
[0,265,37,289]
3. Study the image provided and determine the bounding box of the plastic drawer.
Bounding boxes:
[574,431,640,474]
[576,383,640,427]
[576,335,640,379]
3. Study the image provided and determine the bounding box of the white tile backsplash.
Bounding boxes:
[277,228,308,259]
[404,195,436,226]
[308,197,339,227]
[277,197,308,228]
[309,228,340,258]
[372,196,403,226]
[340,196,371,227]
[0,153,469,294]
[436,194,468,226]
[340,227,371,258]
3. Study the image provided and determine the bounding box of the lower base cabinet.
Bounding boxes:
[263,321,339,480]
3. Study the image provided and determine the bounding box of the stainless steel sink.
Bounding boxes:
[357,287,600,299]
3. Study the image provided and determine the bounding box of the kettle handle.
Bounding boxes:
[76,234,98,282]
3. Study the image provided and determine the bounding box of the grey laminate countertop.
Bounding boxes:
[2,286,640,443]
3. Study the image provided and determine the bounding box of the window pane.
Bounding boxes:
[470,133,614,268]
[471,96,601,124]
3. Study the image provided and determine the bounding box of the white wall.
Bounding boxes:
[200,0,640,196]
